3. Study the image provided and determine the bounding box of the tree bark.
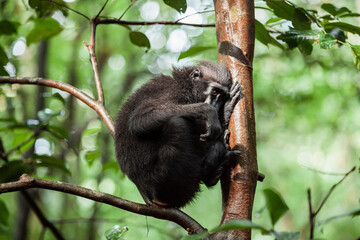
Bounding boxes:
[214,0,258,239]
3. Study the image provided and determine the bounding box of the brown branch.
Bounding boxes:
[95,0,109,19]
[307,189,315,240]
[214,0,257,239]
[0,77,114,136]
[97,18,215,27]
[84,19,105,104]
[0,174,205,234]
[21,191,65,240]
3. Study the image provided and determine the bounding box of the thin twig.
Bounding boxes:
[97,18,215,27]
[307,166,356,239]
[21,191,65,240]
[95,0,109,19]
[118,0,137,20]
[0,77,114,136]
[175,10,214,23]
[43,0,89,20]
[307,189,314,240]
[314,166,356,215]
[0,174,206,234]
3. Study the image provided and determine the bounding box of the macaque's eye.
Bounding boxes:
[212,89,218,95]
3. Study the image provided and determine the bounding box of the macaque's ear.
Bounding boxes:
[190,68,201,80]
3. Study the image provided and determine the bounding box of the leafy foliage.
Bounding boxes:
[26,17,63,45]
[163,0,187,14]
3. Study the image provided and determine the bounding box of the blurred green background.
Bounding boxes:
[0,0,359,239]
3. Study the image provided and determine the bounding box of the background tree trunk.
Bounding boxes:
[214,0,258,239]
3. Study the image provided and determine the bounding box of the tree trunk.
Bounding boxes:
[214,0,258,239]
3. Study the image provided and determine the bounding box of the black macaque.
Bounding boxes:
[114,61,242,208]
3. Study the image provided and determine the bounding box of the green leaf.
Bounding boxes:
[321,3,351,17]
[255,20,283,49]
[293,8,311,30]
[48,92,65,104]
[105,225,128,240]
[277,29,320,55]
[265,0,295,21]
[163,0,187,14]
[129,31,150,50]
[211,219,265,233]
[339,13,360,18]
[0,20,18,36]
[178,46,215,60]
[11,131,34,153]
[0,200,9,226]
[318,32,337,49]
[325,22,360,36]
[271,231,300,240]
[47,125,69,140]
[26,17,63,45]
[0,160,31,183]
[328,28,346,44]
[29,0,68,17]
[0,66,8,76]
[82,128,101,137]
[180,232,208,240]
[0,45,8,66]
[350,45,360,71]
[85,150,99,166]
[33,154,71,175]
[263,188,289,227]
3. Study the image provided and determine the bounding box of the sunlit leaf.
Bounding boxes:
[321,3,351,17]
[263,188,289,227]
[0,200,9,226]
[105,225,128,240]
[318,33,337,49]
[255,20,283,49]
[0,20,18,36]
[26,17,63,45]
[85,150,99,166]
[82,128,101,137]
[33,154,71,175]
[178,46,216,60]
[129,31,150,50]
[163,0,187,14]
[350,45,360,71]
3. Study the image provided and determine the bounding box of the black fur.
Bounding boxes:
[114,61,241,208]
